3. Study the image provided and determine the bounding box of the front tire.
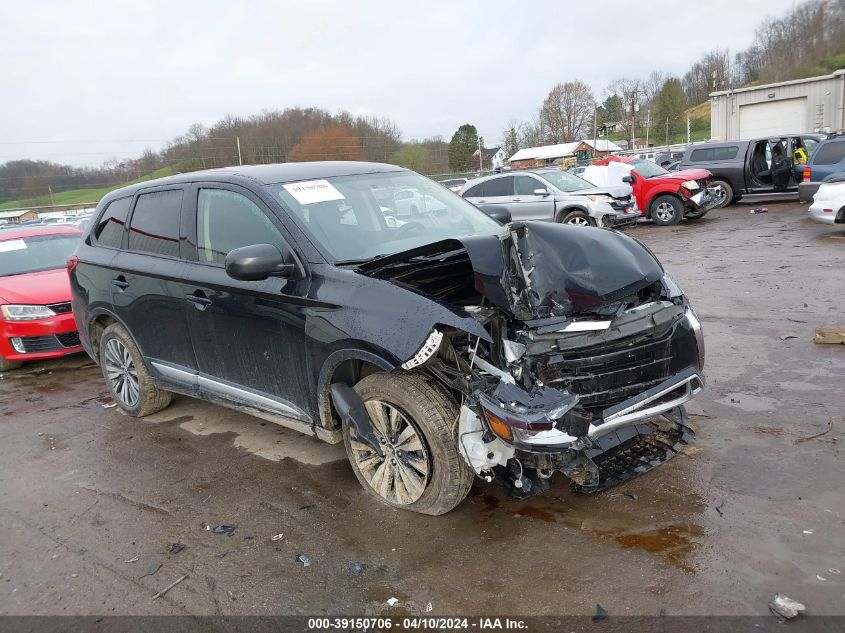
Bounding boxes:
[710,180,734,209]
[344,371,473,515]
[650,195,683,226]
[100,323,171,417]
[560,209,592,226]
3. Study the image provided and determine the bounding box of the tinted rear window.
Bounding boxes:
[95,197,131,248]
[690,146,739,162]
[484,176,513,196]
[128,190,183,258]
[813,141,845,165]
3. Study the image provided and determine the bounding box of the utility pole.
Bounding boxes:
[478,136,483,172]
[687,117,691,144]
[236,136,243,166]
[593,107,598,164]
[645,109,650,148]
[665,118,669,150]
[630,88,639,151]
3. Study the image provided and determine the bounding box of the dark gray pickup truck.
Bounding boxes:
[677,134,824,208]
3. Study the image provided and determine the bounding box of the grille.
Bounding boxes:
[48,302,73,314]
[536,324,675,414]
[18,331,81,353]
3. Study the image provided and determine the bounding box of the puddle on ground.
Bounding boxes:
[471,480,706,574]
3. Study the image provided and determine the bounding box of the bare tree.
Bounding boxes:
[540,81,596,143]
[607,78,644,139]
[682,49,731,104]
[642,71,668,108]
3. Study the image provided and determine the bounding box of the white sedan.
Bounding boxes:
[809,181,845,225]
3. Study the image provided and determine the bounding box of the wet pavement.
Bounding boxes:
[1,200,843,616]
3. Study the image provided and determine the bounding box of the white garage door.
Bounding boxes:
[738,98,808,138]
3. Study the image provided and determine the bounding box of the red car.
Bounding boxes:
[593,156,717,226]
[0,225,84,371]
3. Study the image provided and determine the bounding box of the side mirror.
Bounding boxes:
[225,244,296,281]
[533,188,550,196]
[622,175,635,184]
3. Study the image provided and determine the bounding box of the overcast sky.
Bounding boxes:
[0,0,801,167]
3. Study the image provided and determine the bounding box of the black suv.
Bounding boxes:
[71,162,704,515]
[677,134,824,207]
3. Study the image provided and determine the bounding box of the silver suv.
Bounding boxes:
[460,169,638,228]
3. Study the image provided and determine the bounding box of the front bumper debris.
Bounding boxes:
[688,187,718,210]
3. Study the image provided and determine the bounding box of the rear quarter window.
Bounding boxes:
[690,146,739,162]
[463,182,486,197]
[94,197,132,248]
[128,189,183,258]
[813,141,845,165]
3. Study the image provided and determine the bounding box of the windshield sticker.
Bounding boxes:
[0,239,27,253]
[283,180,345,205]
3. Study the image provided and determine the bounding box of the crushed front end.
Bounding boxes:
[358,221,705,497]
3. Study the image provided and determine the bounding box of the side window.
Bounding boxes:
[128,189,183,258]
[485,176,514,197]
[514,176,540,195]
[813,141,845,165]
[196,188,286,266]
[95,197,131,248]
[463,182,486,198]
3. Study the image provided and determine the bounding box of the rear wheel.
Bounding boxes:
[560,209,592,226]
[344,371,473,515]
[0,358,22,372]
[710,180,734,209]
[100,323,171,417]
[650,195,683,226]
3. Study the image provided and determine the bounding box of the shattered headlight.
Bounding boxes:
[1,304,57,321]
[585,194,612,203]
[682,180,700,191]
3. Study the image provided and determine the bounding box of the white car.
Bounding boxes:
[809,181,845,225]
[392,189,448,216]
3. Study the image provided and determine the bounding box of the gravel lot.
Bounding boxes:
[1,200,843,617]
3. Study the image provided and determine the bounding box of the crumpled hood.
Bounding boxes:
[461,221,664,319]
[360,222,665,323]
[568,185,632,200]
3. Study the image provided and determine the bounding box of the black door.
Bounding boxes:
[180,184,314,423]
[110,187,198,375]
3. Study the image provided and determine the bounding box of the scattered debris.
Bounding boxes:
[139,562,162,579]
[299,504,317,510]
[271,533,284,541]
[426,602,433,612]
[350,563,366,576]
[793,418,833,445]
[787,318,808,324]
[124,556,140,563]
[227,590,235,601]
[768,594,805,620]
[749,207,769,214]
[386,597,399,607]
[217,550,233,560]
[168,542,185,555]
[152,574,188,600]
[814,328,845,345]
[201,523,211,531]
[623,491,638,501]
[779,334,799,341]
[816,575,827,581]
[829,568,841,575]
[296,555,311,567]
[803,529,814,535]
[212,525,236,536]
[714,502,725,517]
[592,604,608,622]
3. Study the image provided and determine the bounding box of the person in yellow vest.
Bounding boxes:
[793,142,808,166]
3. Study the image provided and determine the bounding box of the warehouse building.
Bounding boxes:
[710,69,845,140]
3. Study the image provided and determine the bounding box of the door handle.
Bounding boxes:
[112,275,129,291]
[185,292,212,311]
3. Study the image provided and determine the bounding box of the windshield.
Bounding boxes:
[271,171,502,262]
[630,159,669,178]
[0,233,81,277]
[535,170,595,192]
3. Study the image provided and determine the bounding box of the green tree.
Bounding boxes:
[653,78,687,138]
[391,144,428,173]
[502,124,519,161]
[448,124,479,172]
[597,94,625,125]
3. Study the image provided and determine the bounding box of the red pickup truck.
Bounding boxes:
[591,157,717,226]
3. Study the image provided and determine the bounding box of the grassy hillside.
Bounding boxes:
[0,166,177,210]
